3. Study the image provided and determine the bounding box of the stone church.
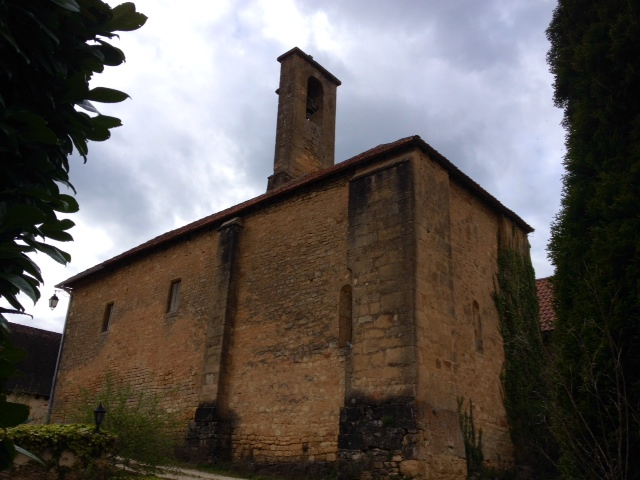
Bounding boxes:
[51,48,533,479]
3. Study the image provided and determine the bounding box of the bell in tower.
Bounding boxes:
[267,48,341,191]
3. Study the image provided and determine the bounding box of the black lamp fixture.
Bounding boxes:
[94,403,107,434]
[49,288,70,310]
[48,292,59,310]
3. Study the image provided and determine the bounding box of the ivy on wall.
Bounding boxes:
[493,246,556,475]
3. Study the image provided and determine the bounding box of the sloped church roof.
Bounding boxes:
[59,135,532,289]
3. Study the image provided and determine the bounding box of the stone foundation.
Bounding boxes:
[338,398,420,479]
[184,404,233,464]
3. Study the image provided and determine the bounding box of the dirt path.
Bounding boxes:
[153,465,247,480]
[120,462,248,480]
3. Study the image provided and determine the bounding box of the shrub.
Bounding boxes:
[63,374,183,472]
[4,424,117,479]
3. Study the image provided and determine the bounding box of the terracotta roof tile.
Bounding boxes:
[536,277,555,332]
[59,135,533,288]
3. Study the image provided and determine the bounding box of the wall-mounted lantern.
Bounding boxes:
[94,403,107,434]
[48,293,59,310]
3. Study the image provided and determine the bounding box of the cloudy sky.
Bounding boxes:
[11,0,565,333]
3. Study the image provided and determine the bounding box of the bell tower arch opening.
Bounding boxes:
[306,76,323,123]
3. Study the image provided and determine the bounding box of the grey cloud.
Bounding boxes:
[27,0,566,333]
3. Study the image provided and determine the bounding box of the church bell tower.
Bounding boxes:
[267,47,341,191]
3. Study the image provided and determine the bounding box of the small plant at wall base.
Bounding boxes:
[458,397,483,479]
[381,415,395,427]
[457,398,516,480]
[494,246,557,476]
[63,373,183,473]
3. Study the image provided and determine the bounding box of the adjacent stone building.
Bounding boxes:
[7,322,61,424]
[51,48,534,479]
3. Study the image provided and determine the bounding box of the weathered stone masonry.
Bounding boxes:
[187,217,243,462]
[224,177,348,467]
[339,159,419,476]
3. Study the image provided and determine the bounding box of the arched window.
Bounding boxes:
[339,285,353,348]
[306,76,323,122]
[473,300,483,352]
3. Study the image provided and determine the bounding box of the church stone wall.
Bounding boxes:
[346,158,417,401]
[413,150,515,478]
[221,176,350,466]
[448,167,515,471]
[51,231,218,423]
[339,157,423,479]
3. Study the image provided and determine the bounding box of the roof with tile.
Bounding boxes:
[59,135,534,288]
[536,277,555,332]
[6,323,62,397]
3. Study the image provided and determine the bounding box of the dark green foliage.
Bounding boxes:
[5,424,117,479]
[0,0,145,469]
[494,248,556,475]
[547,1,640,478]
[63,373,183,473]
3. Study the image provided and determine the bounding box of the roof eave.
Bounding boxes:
[58,135,533,288]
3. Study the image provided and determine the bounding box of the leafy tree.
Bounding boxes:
[547,1,640,478]
[0,0,145,469]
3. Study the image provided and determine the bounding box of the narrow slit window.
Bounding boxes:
[167,279,181,313]
[101,302,114,333]
[339,285,353,348]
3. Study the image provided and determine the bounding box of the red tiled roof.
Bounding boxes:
[536,277,555,332]
[59,135,533,288]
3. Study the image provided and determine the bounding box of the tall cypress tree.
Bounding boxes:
[547,2,640,478]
